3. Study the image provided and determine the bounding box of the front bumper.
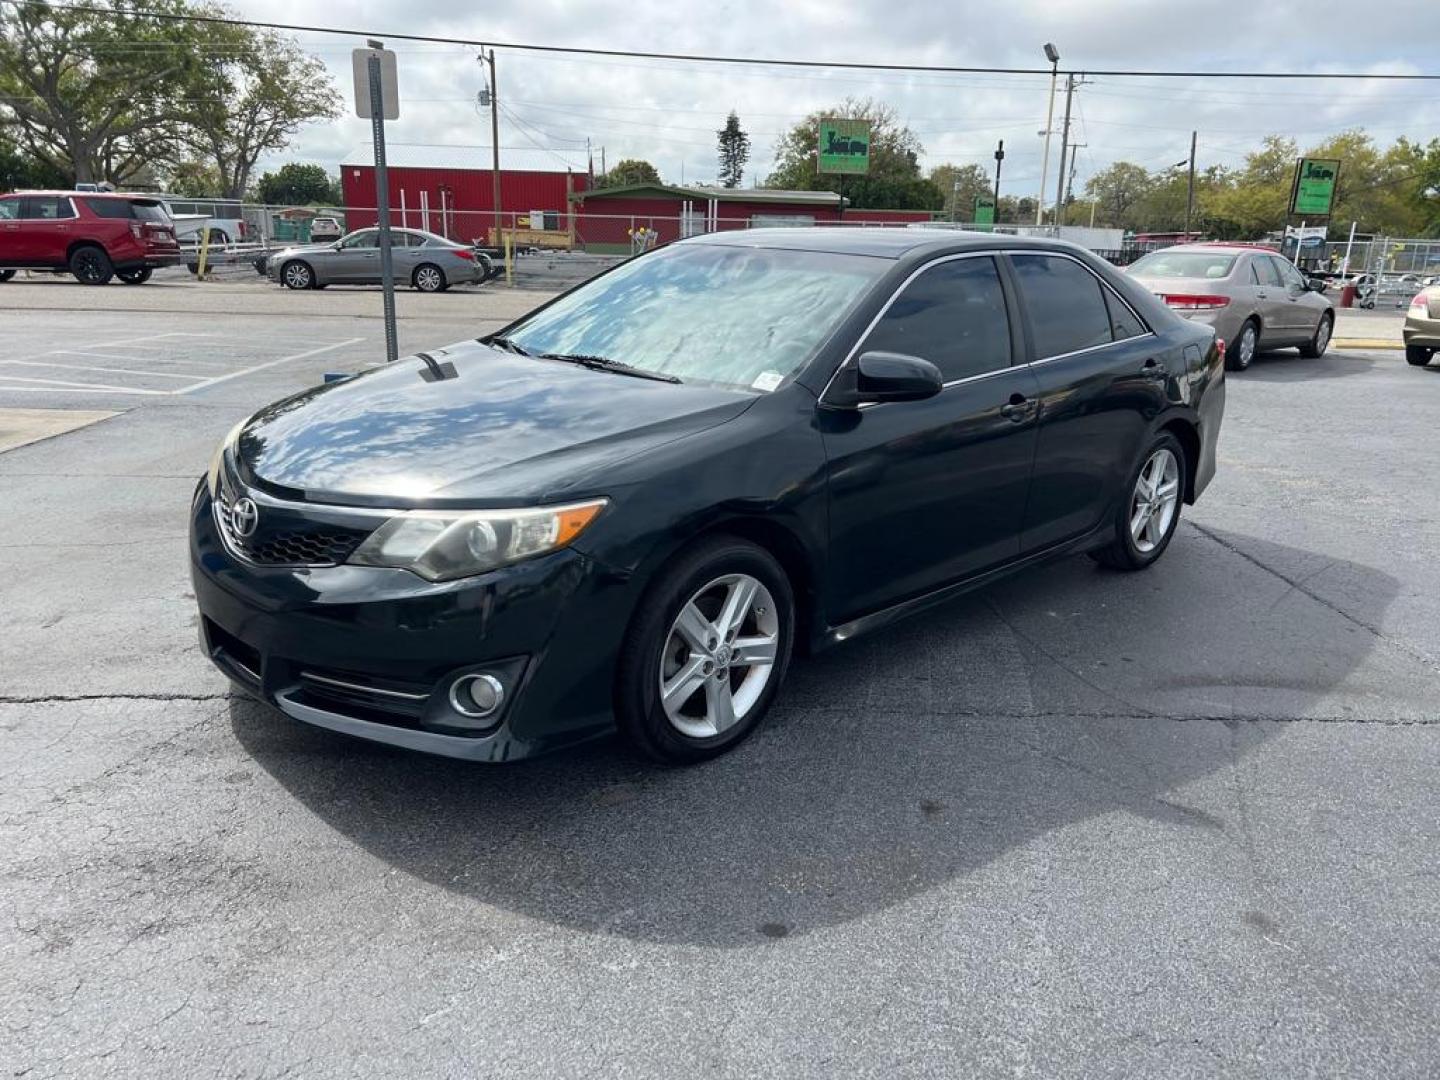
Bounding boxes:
[189,481,628,761]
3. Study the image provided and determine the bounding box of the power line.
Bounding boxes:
[3,0,1439,81]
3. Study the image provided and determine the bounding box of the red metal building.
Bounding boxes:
[340,146,589,244]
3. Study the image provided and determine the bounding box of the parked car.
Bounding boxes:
[1404,286,1440,366]
[156,196,248,246]
[266,226,488,291]
[192,230,1224,764]
[309,216,342,241]
[1127,243,1334,370]
[0,190,180,284]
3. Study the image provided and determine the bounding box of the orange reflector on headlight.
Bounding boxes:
[556,502,604,546]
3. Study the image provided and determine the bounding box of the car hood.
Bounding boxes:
[235,341,757,506]
[270,242,336,260]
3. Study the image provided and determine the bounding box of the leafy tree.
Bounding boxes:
[716,111,750,189]
[596,158,662,188]
[0,129,69,189]
[254,162,338,205]
[765,98,938,210]
[164,159,223,197]
[1082,162,1154,229]
[183,28,341,199]
[0,0,240,185]
[928,163,991,219]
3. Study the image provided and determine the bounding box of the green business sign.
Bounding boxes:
[973,195,996,227]
[1292,157,1340,216]
[818,119,871,175]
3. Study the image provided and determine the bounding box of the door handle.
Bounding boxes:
[999,393,1036,422]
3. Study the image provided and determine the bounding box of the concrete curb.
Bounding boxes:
[1332,339,1404,351]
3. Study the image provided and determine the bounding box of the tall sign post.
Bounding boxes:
[352,42,400,364]
[818,118,871,220]
[1286,157,1340,267]
[973,196,996,230]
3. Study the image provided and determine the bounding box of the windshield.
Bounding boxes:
[1128,251,1238,280]
[501,242,886,391]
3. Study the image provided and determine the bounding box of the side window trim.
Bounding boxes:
[820,250,1022,403]
[1003,249,1155,365]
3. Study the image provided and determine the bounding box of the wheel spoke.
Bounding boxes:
[1145,510,1163,547]
[732,635,776,667]
[1130,504,1150,538]
[661,655,708,712]
[716,577,758,640]
[672,601,715,653]
[1155,478,1180,501]
[704,676,738,734]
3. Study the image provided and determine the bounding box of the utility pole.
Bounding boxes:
[993,139,1005,209]
[1036,43,1060,225]
[1065,143,1085,204]
[1183,129,1197,239]
[1053,73,1075,233]
[479,49,502,246]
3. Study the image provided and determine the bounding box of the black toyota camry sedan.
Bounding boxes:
[191,229,1225,764]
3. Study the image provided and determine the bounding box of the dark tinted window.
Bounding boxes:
[128,200,168,223]
[1011,254,1113,358]
[859,256,1011,381]
[83,197,132,219]
[1105,290,1147,340]
[21,196,75,220]
[1256,256,1285,288]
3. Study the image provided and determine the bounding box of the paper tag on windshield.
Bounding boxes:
[751,371,784,392]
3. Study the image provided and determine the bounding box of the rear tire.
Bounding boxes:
[615,536,795,764]
[413,263,447,292]
[1227,319,1259,371]
[117,267,152,285]
[0,269,14,282]
[280,260,314,290]
[1406,345,1433,367]
[1090,432,1187,572]
[69,245,113,285]
[1299,312,1333,358]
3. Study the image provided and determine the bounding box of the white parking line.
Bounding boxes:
[58,349,229,367]
[180,338,365,394]
[0,359,204,381]
[0,374,167,394]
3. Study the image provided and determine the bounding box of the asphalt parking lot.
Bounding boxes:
[2,276,1439,1078]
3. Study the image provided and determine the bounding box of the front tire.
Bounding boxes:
[1090,433,1186,572]
[0,269,15,283]
[1228,319,1258,371]
[280,260,314,290]
[1299,312,1333,358]
[117,267,152,285]
[615,536,795,764]
[413,263,447,292]
[1406,345,1434,367]
[69,245,114,285]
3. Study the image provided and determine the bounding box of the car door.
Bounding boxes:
[1256,255,1301,340]
[18,196,76,266]
[820,253,1041,623]
[1271,255,1325,338]
[0,196,23,264]
[1008,251,1167,553]
[329,229,378,282]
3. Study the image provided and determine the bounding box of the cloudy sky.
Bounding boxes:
[240,0,1440,198]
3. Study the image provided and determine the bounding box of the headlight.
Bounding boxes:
[348,499,607,582]
[206,419,247,496]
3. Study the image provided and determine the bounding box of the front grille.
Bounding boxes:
[295,668,432,727]
[215,477,373,568]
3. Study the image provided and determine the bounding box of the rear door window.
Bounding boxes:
[858,255,1013,382]
[1256,257,1285,288]
[1010,254,1114,359]
[20,196,75,220]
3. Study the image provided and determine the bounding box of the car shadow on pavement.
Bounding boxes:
[1239,349,1378,381]
[231,527,1402,948]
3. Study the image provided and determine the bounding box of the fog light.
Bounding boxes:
[449,673,505,718]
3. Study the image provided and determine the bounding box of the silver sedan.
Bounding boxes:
[267,227,491,292]
[1127,244,1334,371]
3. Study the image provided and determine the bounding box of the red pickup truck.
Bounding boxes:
[0,191,181,285]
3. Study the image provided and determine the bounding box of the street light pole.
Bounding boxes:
[1036,43,1059,226]
[993,139,1004,209]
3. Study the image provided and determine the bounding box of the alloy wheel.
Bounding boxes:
[415,266,443,292]
[73,249,106,283]
[283,262,311,289]
[1238,323,1257,367]
[1129,447,1180,554]
[1314,317,1331,354]
[659,573,779,738]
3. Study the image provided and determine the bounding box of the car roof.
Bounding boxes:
[678,227,1077,259]
[6,189,152,200]
[349,225,459,244]
[1156,243,1274,255]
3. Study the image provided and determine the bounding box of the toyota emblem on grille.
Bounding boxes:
[229,497,259,538]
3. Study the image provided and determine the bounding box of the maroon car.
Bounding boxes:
[0,190,181,285]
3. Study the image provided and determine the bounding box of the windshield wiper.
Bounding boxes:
[540,353,682,384]
[484,335,532,356]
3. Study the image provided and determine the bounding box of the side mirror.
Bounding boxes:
[825,351,944,408]
[1306,278,1326,293]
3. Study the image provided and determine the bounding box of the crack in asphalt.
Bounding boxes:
[0,692,230,703]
